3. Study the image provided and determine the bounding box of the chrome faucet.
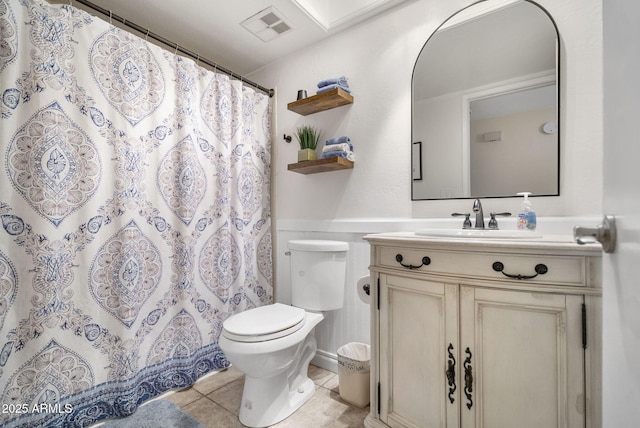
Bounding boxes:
[452,199,511,229]
[452,199,485,229]
[472,199,485,229]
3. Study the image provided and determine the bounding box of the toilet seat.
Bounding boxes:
[222,303,306,343]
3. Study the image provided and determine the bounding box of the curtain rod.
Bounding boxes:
[71,0,274,97]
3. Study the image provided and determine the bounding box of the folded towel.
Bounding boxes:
[317,76,348,88]
[317,83,351,94]
[322,142,352,154]
[321,150,355,162]
[325,136,351,145]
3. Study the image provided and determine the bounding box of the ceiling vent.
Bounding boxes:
[241,7,294,42]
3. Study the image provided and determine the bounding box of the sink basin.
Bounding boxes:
[415,228,543,239]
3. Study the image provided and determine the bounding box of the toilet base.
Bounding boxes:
[237,331,318,427]
[239,375,315,427]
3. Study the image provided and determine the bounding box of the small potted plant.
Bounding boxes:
[295,125,321,161]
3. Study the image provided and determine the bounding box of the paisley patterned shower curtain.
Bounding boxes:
[0,0,273,426]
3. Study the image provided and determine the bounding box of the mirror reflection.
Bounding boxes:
[412,0,559,200]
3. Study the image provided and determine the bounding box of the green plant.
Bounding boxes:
[295,125,321,150]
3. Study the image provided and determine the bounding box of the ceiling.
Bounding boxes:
[72,0,407,76]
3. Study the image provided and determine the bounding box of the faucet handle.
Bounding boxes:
[488,212,512,230]
[452,212,472,229]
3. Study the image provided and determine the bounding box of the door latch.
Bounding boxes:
[573,215,616,253]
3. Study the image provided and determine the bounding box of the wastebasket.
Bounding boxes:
[337,342,371,408]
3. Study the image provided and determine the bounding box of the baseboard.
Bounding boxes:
[311,349,338,373]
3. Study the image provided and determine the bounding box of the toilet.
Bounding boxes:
[218,240,349,427]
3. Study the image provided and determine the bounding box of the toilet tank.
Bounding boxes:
[288,240,349,311]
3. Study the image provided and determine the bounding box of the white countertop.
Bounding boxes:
[363,231,603,255]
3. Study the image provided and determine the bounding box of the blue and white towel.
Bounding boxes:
[317,76,348,88]
[316,76,350,94]
[325,136,352,146]
[317,83,350,94]
[321,135,354,161]
[321,150,355,162]
[322,143,352,154]
[326,136,350,144]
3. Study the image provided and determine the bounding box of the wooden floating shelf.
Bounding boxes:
[287,88,354,116]
[288,156,354,174]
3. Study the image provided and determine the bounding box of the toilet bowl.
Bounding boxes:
[219,304,323,427]
[218,240,348,427]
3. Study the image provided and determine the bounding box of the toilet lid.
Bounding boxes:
[222,303,306,343]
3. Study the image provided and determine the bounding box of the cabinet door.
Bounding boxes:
[459,286,585,428]
[379,274,459,428]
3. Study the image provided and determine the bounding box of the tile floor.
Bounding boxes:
[166,365,370,427]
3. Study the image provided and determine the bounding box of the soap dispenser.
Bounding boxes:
[517,192,537,231]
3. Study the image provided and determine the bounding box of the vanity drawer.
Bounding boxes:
[376,246,588,287]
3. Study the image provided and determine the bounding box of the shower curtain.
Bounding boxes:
[0,0,273,426]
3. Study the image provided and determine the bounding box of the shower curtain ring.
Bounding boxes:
[145,29,150,41]
[196,54,200,65]
[109,10,112,25]
[174,43,179,55]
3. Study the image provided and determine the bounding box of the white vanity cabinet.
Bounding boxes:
[364,233,602,428]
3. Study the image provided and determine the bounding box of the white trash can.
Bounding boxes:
[337,342,371,408]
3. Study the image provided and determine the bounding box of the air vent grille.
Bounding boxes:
[272,22,291,34]
[260,12,280,26]
[241,7,294,42]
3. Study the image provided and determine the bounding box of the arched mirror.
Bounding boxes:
[412,0,559,200]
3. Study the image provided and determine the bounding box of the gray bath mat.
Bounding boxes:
[99,399,205,428]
